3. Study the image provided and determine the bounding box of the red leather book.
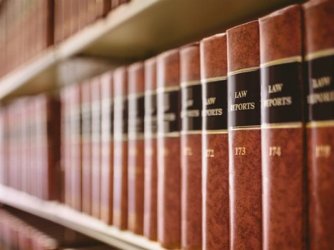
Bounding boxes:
[127,63,145,234]
[180,43,202,249]
[143,57,158,240]
[157,49,181,249]
[81,82,93,214]
[91,78,102,218]
[259,5,305,249]
[113,67,129,229]
[227,20,262,250]
[304,1,334,249]
[200,33,229,250]
[100,71,114,224]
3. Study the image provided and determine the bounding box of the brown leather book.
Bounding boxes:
[180,43,202,249]
[227,20,262,249]
[304,0,334,249]
[259,5,305,249]
[127,62,145,234]
[81,82,93,214]
[100,71,114,224]
[157,49,181,249]
[200,33,229,250]
[113,67,129,230]
[91,78,102,219]
[143,57,158,240]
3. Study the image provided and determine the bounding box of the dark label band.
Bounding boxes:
[145,92,157,136]
[203,78,227,130]
[122,99,128,135]
[181,84,202,131]
[128,95,145,137]
[261,61,303,124]
[228,69,261,127]
[158,89,181,134]
[307,54,334,121]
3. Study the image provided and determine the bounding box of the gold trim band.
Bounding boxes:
[305,48,334,61]
[262,122,303,129]
[204,129,228,135]
[307,120,334,128]
[228,66,259,76]
[181,130,202,135]
[157,132,180,138]
[260,56,302,67]
[229,125,261,131]
[157,86,180,93]
[181,80,201,87]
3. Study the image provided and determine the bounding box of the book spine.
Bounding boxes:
[227,20,262,249]
[200,33,229,250]
[259,5,305,249]
[81,82,93,214]
[91,78,102,219]
[100,72,114,224]
[180,43,202,249]
[143,57,158,240]
[127,63,145,234]
[304,0,334,249]
[113,67,128,229]
[157,49,181,249]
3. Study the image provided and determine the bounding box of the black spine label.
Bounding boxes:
[158,89,181,134]
[228,69,261,127]
[145,92,157,136]
[307,54,334,121]
[261,61,303,124]
[203,79,227,131]
[181,84,202,131]
[122,98,128,136]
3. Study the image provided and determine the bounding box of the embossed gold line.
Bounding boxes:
[128,92,145,98]
[227,66,259,76]
[307,120,334,128]
[202,76,227,83]
[204,129,228,134]
[229,125,261,131]
[157,86,180,93]
[181,80,201,87]
[157,132,180,138]
[181,130,202,135]
[305,48,334,61]
[260,56,302,67]
[262,122,303,129]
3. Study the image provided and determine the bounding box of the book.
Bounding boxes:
[227,20,262,249]
[127,62,145,234]
[304,0,334,248]
[100,71,114,224]
[200,33,229,250]
[91,77,102,219]
[180,43,202,249]
[157,49,181,249]
[81,81,93,214]
[143,57,158,240]
[259,5,305,249]
[113,67,129,229]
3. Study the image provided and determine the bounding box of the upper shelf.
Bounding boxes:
[0,0,299,102]
[0,185,164,250]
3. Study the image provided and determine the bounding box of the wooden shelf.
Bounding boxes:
[0,185,164,250]
[0,0,299,102]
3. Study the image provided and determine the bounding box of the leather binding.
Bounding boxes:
[100,71,114,224]
[127,63,145,234]
[180,43,202,250]
[143,57,158,240]
[81,82,93,214]
[259,5,305,249]
[304,0,334,248]
[113,67,129,230]
[227,20,262,249]
[157,49,181,249]
[72,84,82,209]
[91,78,102,219]
[200,33,229,250]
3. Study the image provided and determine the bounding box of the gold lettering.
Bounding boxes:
[315,144,331,158]
[235,146,246,156]
[206,149,215,158]
[206,97,216,105]
[230,102,255,111]
[308,91,334,104]
[312,76,331,89]
[235,90,248,99]
[269,146,281,157]
[268,83,284,94]
[264,96,292,108]
[205,108,223,117]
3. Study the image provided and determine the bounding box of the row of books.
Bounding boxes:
[0,0,333,249]
[0,0,130,78]
[0,209,111,250]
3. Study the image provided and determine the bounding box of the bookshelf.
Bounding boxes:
[0,185,163,250]
[0,0,296,102]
